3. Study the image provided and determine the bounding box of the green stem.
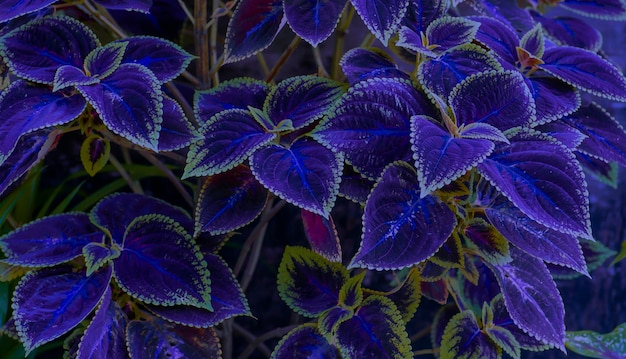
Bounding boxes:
[236,325,297,359]
[108,154,144,194]
[265,36,301,83]
[331,5,354,80]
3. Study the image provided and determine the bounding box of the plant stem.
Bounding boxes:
[257,52,270,78]
[210,0,220,86]
[222,318,234,359]
[236,325,297,359]
[313,47,330,77]
[232,323,273,357]
[194,0,211,88]
[410,325,432,342]
[109,154,144,194]
[140,151,194,207]
[165,82,196,126]
[413,348,439,356]
[331,5,354,80]
[177,0,195,25]
[265,36,301,83]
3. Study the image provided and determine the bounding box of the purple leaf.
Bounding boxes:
[76,287,129,359]
[489,294,551,351]
[519,23,544,58]
[195,165,268,236]
[113,215,212,309]
[490,248,565,351]
[338,165,375,204]
[284,0,348,46]
[265,75,345,130]
[313,77,434,179]
[561,0,626,19]
[78,63,163,151]
[0,213,103,267]
[540,46,626,101]
[530,11,603,51]
[146,253,250,327]
[562,102,626,166]
[90,193,192,244]
[53,65,98,91]
[95,0,152,12]
[421,277,449,304]
[126,320,221,358]
[418,44,503,99]
[271,324,341,359]
[463,218,511,265]
[401,0,449,34]
[452,260,501,314]
[485,197,588,275]
[224,0,285,63]
[12,266,112,354]
[82,242,120,277]
[301,210,342,263]
[527,76,581,125]
[158,96,199,151]
[0,0,55,23]
[194,78,271,125]
[0,80,86,164]
[396,26,437,57]
[426,16,480,53]
[471,16,519,65]
[477,129,592,239]
[440,310,500,359]
[0,15,99,84]
[350,0,409,45]
[319,305,353,337]
[250,138,342,217]
[339,272,365,308]
[340,47,408,85]
[370,266,422,323]
[183,109,275,178]
[334,295,412,358]
[450,70,535,131]
[565,323,626,359]
[470,0,534,32]
[84,42,128,80]
[411,115,496,195]
[349,162,457,270]
[576,152,619,188]
[431,233,464,268]
[116,36,194,83]
[484,326,520,359]
[277,246,348,317]
[534,121,586,149]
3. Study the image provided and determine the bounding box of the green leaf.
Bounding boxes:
[565,323,626,359]
[363,267,422,323]
[339,272,365,309]
[441,310,501,359]
[82,242,120,276]
[80,134,110,177]
[463,218,511,265]
[610,240,626,266]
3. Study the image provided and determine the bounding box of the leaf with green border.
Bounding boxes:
[339,272,365,309]
[364,266,422,323]
[611,240,626,266]
[80,134,110,177]
[431,232,465,269]
[432,304,460,350]
[82,242,120,277]
[318,305,353,340]
[271,324,341,359]
[565,322,626,359]
[440,310,501,359]
[463,218,510,265]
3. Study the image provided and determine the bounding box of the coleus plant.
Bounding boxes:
[0,0,626,358]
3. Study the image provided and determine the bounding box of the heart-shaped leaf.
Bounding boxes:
[277,246,348,317]
[271,324,341,359]
[561,0,626,19]
[426,16,480,53]
[0,80,86,165]
[565,322,626,359]
[250,138,342,217]
[440,310,501,359]
[301,210,342,263]
[158,96,200,151]
[530,11,602,51]
[334,295,412,359]
[126,320,221,358]
[113,214,212,309]
[0,213,103,267]
[478,129,592,239]
[340,47,408,85]
[283,0,347,46]
[12,266,112,354]
[540,46,626,101]
[184,109,275,178]
[471,16,519,65]
[76,287,128,359]
[339,272,365,309]
[146,253,250,327]
[0,0,55,23]
[80,134,110,177]
[349,162,457,270]
[224,0,285,63]
[0,15,99,84]
[78,63,163,151]
[490,248,565,351]
[350,0,409,45]
[195,165,268,236]
[84,42,128,80]
[527,76,581,126]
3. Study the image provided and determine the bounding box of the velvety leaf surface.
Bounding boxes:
[535,121,586,149]
[0,15,99,83]
[340,47,408,85]
[540,46,626,101]
[265,76,345,130]
[117,36,194,83]
[0,80,86,164]
[450,70,535,131]
[471,16,519,65]
[54,65,98,91]
[250,138,342,217]
[418,45,502,99]
[431,304,459,350]
[318,305,353,337]
[401,0,449,34]
[78,63,163,150]
[194,78,271,124]
[95,0,152,12]
[195,165,268,236]
[158,96,199,151]
[313,77,434,179]
[301,210,342,263]
[0,213,102,267]
[90,193,192,243]
[463,218,510,265]
[561,0,626,19]
[76,287,129,359]
[146,253,249,327]
[484,326,521,359]
[339,272,365,309]
[527,76,580,125]
[426,16,479,52]
[224,0,285,63]
[490,248,565,351]
[184,109,275,178]
[440,310,500,359]
[84,42,127,79]
[565,322,626,359]
[271,324,341,359]
[12,266,112,354]
[126,319,221,359]
[411,115,495,195]
[284,0,347,46]
[576,152,619,188]
[349,162,457,270]
[0,0,55,23]
[114,215,212,309]
[0,130,51,200]
[338,165,375,204]
[489,294,551,351]
[477,129,592,239]
[351,0,409,45]
[334,295,412,359]
[277,246,348,317]
[82,242,120,277]
[530,12,603,51]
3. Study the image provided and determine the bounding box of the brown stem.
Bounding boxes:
[236,325,297,359]
[108,154,144,194]
[140,151,194,208]
[409,325,432,342]
[265,36,301,83]
[413,348,439,357]
[232,323,273,358]
[331,5,354,80]
[194,0,211,88]
[210,0,220,86]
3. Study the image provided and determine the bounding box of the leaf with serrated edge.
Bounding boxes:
[520,23,544,58]
[527,76,581,126]
[0,130,52,199]
[158,96,200,152]
[427,16,480,52]
[339,272,365,309]
[340,47,408,85]
[283,0,348,46]
[270,324,341,359]
[463,218,511,265]
[440,310,501,359]
[350,0,409,45]
[82,242,120,277]
[84,42,128,79]
[561,0,626,20]
[80,135,110,177]
[277,246,348,317]
[301,209,342,263]
[0,0,56,23]
[318,306,353,340]
[471,16,519,65]
[364,266,422,323]
[565,322,626,359]
[489,294,551,351]
[530,12,602,51]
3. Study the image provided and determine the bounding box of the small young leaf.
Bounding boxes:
[565,322,626,359]
[440,310,501,359]
[350,0,409,45]
[80,135,110,177]
[301,209,342,263]
[84,42,128,79]
[426,16,480,53]
[519,23,544,58]
[430,232,464,268]
[463,218,511,265]
[53,65,98,91]
[421,277,449,304]
[283,0,348,46]
[271,324,341,359]
[277,246,349,317]
[577,153,619,188]
[82,242,120,277]
[339,272,365,309]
